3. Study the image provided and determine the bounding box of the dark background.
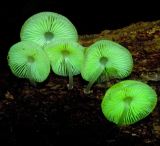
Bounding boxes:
[1,1,160,145]
[1,1,160,71]
[1,1,159,70]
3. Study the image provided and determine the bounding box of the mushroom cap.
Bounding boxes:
[81,40,133,82]
[20,12,78,47]
[7,41,50,82]
[101,80,157,126]
[44,39,84,76]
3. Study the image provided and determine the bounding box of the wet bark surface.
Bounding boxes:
[1,20,160,145]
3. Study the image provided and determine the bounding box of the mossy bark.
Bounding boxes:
[78,20,160,83]
[1,20,160,145]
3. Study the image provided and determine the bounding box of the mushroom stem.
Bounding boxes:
[84,57,107,94]
[27,56,36,86]
[84,65,105,94]
[27,63,36,86]
[118,97,132,127]
[65,57,73,89]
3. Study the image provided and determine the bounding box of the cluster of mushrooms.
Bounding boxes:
[7,12,157,127]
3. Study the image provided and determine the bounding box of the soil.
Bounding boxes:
[0,67,160,146]
[1,20,160,145]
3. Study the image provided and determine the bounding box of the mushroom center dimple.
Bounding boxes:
[28,56,35,64]
[123,97,132,107]
[44,32,54,43]
[61,50,69,58]
[100,57,108,67]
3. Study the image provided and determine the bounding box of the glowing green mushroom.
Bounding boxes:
[7,41,50,86]
[81,40,133,94]
[20,12,78,47]
[101,80,157,127]
[44,39,84,89]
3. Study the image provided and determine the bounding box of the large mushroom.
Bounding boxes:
[20,12,78,47]
[44,39,84,89]
[81,40,133,94]
[7,41,50,86]
[101,80,157,127]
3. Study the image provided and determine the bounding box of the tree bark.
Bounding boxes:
[1,21,160,145]
[78,20,160,83]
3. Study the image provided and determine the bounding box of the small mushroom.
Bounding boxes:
[7,41,50,86]
[20,12,78,47]
[101,80,157,127]
[81,40,133,94]
[44,39,84,89]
